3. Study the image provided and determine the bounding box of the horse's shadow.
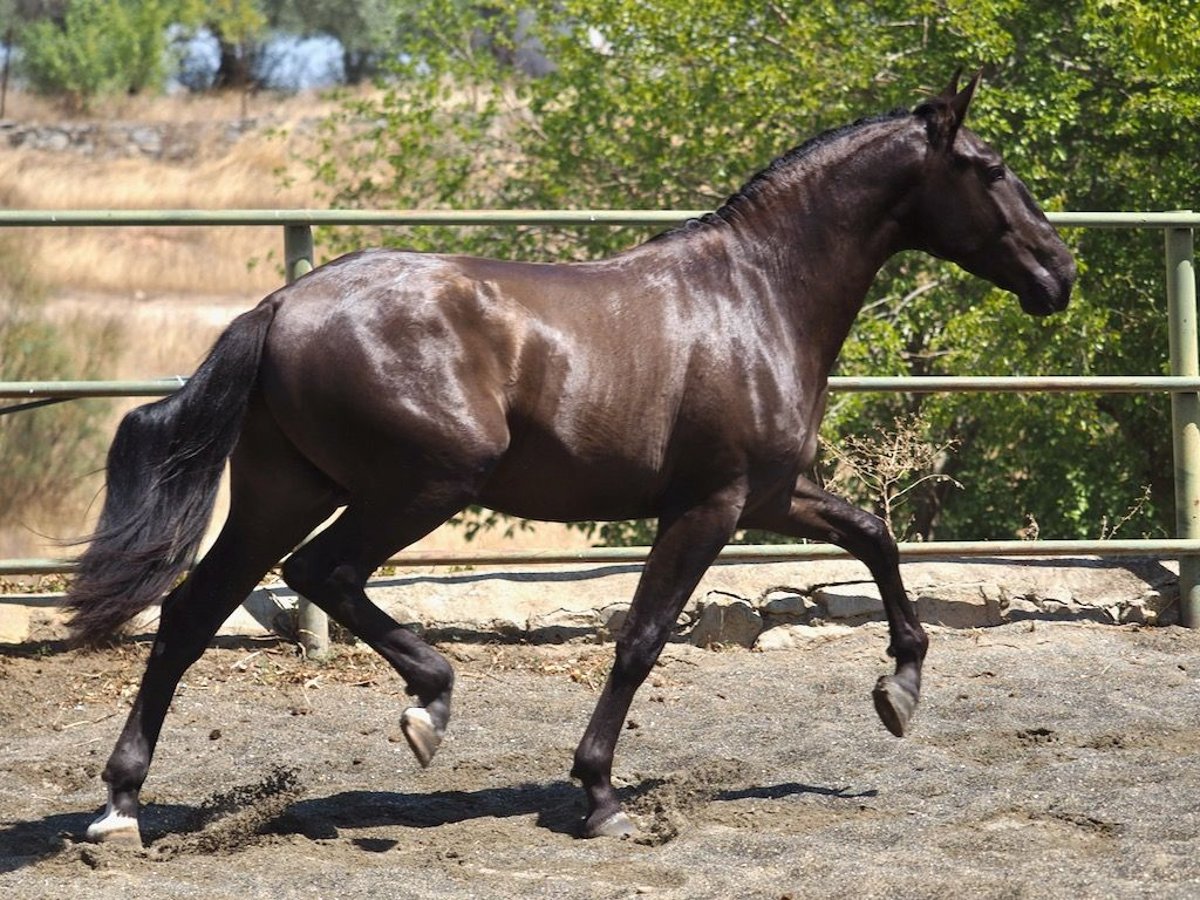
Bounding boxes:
[0,777,872,871]
[275,780,587,840]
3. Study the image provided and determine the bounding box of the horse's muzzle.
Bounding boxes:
[1019,257,1076,317]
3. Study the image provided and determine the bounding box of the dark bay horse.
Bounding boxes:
[68,72,1074,843]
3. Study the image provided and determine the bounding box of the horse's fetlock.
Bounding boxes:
[571,747,606,786]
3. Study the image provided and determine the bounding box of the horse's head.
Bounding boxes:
[903,71,1076,316]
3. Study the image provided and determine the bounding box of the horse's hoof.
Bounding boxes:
[582,810,637,840]
[872,674,919,737]
[86,809,143,848]
[400,706,442,768]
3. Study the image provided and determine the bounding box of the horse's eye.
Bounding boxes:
[987,165,1006,183]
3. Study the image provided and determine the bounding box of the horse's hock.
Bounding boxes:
[0,557,1178,646]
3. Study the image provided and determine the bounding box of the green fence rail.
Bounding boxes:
[8,375,1200,401]
[0,209,1195,649]
[1,209,1197,228]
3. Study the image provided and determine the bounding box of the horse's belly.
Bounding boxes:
[478,438,662,523]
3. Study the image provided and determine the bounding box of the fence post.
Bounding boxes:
[1167,216,1199,627]
[282,224,330,657]
[284,223,314,282]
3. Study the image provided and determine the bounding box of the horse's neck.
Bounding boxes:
[725,134,915,370]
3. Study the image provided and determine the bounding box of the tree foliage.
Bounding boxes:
[307,0,1199,545]
[15,0,178,109]
[10,0,277,105]
[188,0,268,90]
[264,0,400,84]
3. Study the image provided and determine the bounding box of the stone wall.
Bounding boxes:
[1,117,290,161]
[0,556,1179,646]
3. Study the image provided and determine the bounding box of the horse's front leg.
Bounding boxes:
[571,487,745,838]
[741,475,928,737]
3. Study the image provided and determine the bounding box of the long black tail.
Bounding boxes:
[66,301,277,646]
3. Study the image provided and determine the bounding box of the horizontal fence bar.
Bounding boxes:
[7,375,1200,402]
[0,209,706,227]
[0,379,185,399]
[1049,212,1200,228]
[1,209,1199,229]
[3,539,1196,580]
[829,375,1200,393]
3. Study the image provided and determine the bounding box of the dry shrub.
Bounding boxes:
[823,413,962,539]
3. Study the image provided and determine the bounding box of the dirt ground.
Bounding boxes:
[2,621,1199,899]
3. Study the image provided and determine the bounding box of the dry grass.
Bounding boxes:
[2,85,354,126]
[0,87,355,297]
[1,150,309,296]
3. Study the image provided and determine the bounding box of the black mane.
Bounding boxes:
[654,108,911,241]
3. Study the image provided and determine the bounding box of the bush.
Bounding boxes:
[16,0,176,111]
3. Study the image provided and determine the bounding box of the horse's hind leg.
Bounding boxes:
[87,416,340,846]
[741,475,928,737]
[279,482,475,769]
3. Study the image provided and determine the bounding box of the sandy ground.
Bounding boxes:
[2,621,1199,898]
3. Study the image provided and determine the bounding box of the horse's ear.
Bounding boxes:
[950,69,982,125]
[939,67,964,99]
[916,68,982,150]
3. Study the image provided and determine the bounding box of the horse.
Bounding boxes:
[67,71,1075,844]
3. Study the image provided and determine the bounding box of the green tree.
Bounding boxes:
[264,0,400,84]
[176,0,267,90]
[15,0,178,110]
[309,0,1200,544]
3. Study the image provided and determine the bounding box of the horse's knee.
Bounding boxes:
[853,508,897,556]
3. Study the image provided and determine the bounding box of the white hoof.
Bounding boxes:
[400,706,443,768]
[86,799,142,848]
[584,810,637,839]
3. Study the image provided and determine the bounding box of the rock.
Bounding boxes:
[128,125,163,156]
[1039,582,1075,606]
[754,623,854,651]
[1120,596,1151,626]
[1040,599,1074,618]
[759,589,815,626]
[1002,595,1043,620]
[597,603,630,641]
[0,604,30,643]
[1144,586,1181,626]
[916,583,1003,628]
[815,583,883,620]
[26,607,69,642]
[688,594,763,648]
[1145,588,1177,621]
[527,607,599,643]
[1097,586,1172,627]
[236,587,301,637]
[0,557,1183,645]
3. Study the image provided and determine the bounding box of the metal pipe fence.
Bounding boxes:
[0,209,1195,648]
